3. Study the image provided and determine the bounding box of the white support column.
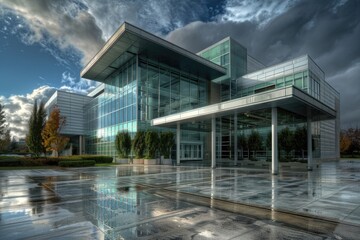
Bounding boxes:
[272,107,278,175]
[211,117,216,169]
[234,114,238,166]
[307,116,313,171]
[176,122,181,166]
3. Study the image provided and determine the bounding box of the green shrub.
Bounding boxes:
[18,157,55,166]
[159,131,175,159]
[115,131,132,158]
[0,159,22,166]
[58,156,82,161]
[133,131,145,159]
[58,160,95,167]
[79,155,113,163]
[145,131,159,159]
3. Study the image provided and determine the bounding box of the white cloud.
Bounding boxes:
[1,73,98,140]
[61,71,76,85]
[221,0,299,25]
[1,85,56,140]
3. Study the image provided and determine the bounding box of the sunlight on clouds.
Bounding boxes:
[221,0,299,25]
[1,78,97,139]
[0,0,104,65]
[1,86,56,140]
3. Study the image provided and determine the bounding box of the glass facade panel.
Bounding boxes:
[199,38,247,101]
[84,57,137,156]
[138,58,208,126]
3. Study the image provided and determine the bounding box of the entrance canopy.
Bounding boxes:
[151,86,336,127]
[81,22,226,82]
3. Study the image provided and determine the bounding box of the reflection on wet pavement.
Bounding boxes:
[0,161,359,239]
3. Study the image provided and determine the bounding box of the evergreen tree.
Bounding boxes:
[159,131,175,159]
[115,131,132,158]
[248,130,262,160]
[294,126,307,160]
[0,103,6,136]
[279,127,294,160]
[42,106,69,157]
[0,129,11,152]
[26,101,46,157]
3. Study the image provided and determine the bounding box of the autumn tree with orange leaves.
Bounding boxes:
[41,106,69,157]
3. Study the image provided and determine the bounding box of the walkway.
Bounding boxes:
[0,160,359,239]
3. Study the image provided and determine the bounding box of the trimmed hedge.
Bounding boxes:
[0,155,112,167]
[79,155,113,163]
[0,159,22,166]
[21,158,51,166]
[58,160,96,167]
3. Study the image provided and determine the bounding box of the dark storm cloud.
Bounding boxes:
[167,0,360,127]
[0,0,104,65]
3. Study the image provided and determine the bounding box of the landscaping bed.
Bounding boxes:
[0,155,112,168]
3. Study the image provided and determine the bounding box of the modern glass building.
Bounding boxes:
[46,22,340,173]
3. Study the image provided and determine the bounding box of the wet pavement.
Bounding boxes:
[0,160,359,239]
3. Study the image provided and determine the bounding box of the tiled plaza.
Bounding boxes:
[0,160,359,239]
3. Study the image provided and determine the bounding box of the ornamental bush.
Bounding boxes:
[115,131,132,158]
[133,131,145,159]
[145,131,159,159]
[159,131,174,159]
[79,155,113,163]
[58,160,95,167]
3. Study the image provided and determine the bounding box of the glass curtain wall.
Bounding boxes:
[231,108,312,164]
[199,38,247,101]
[137,58,208,127]
[84,57,137,156]
[137,58,209,161]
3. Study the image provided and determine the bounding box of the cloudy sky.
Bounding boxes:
[0,0,359,139]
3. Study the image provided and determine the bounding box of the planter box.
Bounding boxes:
[144,159,157,165]
[133,159,144,164]
[162,158,172,165]
[114,158,129,164]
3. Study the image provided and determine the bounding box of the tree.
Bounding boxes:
[238,134,248,159]
[26,101,46,157]
[0,103,6,136]
[294,126,307,160]
[0,129,11,152]
[115,131,132,158]
[41,106,69,157]
[145,131,159,159]
[247,130,262,160]
[340,130,351,154]
[10,137,18,152]
[159,131,175,159]
[346,127,360,155]
[279,127,294,161]
[132,131,145,159]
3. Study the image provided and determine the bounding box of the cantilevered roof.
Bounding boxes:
[151,86,336,127]
[81,22,226,82]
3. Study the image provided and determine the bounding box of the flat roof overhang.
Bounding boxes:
[81,22,226,82]
[151,86,336,127]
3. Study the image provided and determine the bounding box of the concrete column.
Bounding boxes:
[234,114,238,166]
[307,116,313,170]
[272,107,278,175]
[211,117,216,169]
[79,135,83,155]
[176,122,181,166]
